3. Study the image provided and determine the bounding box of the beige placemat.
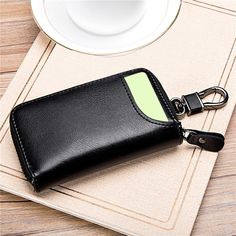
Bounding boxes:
[1,1,236,235]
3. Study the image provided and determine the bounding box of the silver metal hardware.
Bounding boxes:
[198,86,228,110]
[171,86,228,119]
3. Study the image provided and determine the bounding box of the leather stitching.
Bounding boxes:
[143,69,183,142]
[146,71,176,120]
[10,112,37,188]
[10,70,141,189]
[120,78,177,127]
[10,74,120,190]
[10,68,183,189]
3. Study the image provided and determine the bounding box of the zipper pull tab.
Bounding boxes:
[183,129,225,152]
[171,86,228,119]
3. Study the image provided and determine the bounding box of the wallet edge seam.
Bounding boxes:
[9,68,183,191]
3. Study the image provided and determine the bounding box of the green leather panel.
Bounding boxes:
[124,72,168,122]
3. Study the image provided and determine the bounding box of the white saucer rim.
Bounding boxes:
[31,0,182,56]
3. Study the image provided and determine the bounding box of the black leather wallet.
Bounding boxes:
[10,68,227,191]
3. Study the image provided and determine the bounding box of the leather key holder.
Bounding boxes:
[9,68,228,191]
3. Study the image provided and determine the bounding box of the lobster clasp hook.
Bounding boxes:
[171,86,229,119]
[198,86,229,110]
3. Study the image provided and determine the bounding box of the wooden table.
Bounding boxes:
[0,1,235,235]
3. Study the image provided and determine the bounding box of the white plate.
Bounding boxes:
[31,0,181,55]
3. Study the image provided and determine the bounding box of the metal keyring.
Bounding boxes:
[171,97,186,119]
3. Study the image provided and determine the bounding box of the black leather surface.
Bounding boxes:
[10,68,183,192]
[182,92,204,115]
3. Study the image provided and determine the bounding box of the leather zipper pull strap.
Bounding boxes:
[183,129,225,152]
[170,86,228,152]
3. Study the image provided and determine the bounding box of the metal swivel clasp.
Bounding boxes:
[171,86,229,119]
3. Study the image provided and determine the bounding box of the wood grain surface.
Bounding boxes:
[0,1,235,235]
